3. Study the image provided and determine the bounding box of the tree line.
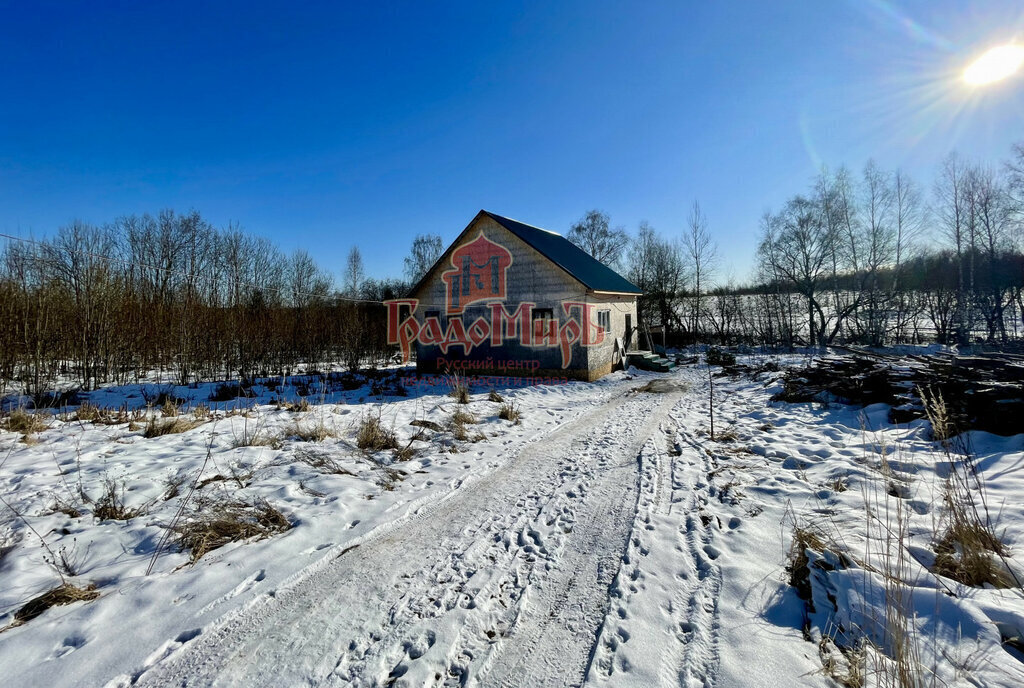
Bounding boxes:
[0,212,448,398]
[3,142,1022,398]
[566,143,1024,350]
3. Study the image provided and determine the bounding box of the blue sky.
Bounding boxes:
[2,1,1023,283]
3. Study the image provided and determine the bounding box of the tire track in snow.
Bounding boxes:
[132,384,681,688]
[584,375,724,688]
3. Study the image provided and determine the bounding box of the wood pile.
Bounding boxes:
[771,350,1024,436]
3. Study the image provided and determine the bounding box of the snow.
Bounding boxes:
[1,360,1023,687]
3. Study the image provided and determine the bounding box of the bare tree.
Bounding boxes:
[568,210,629,267]
[757,196,833,347]
[627,222,686,348]
[934,153,972,343]
[344,246,364,297]
[891,169,925,341]
[403,234,443,284]
[682,201,718,345]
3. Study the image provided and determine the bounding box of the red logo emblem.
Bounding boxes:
[441,232,513,314]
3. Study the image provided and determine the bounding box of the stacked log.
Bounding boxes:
[771,351,1024,437]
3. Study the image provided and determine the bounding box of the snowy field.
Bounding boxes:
[1,359,1023,687]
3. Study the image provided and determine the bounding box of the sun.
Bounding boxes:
[963,44,1024,86]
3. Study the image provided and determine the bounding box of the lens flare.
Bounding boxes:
[963,44,1024,85]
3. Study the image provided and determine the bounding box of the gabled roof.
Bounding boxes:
[485,211,641,294]
[409,210,642,298]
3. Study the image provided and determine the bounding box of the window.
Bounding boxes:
[598,309,611,333]
[532,308,555,341]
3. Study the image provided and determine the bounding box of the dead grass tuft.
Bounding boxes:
[919,385,955,442]
[174,497,290,563]
[231,417,282,449]
[144,416,202,438]
[163,472,188,500]
[93,478,147,521]
[451,409,477,425]
[356,413,399,451]
[828,476,849,493]
[74,402,103,422]
[288,417,336,443]
[277,397,311,413]
[4,408,48,434]
[5,583,99,629]
[930,443,1017,589]
[488,389,504,403]
[448,373,470,404]
[497,401,521,423]
[714,427,740,443]
[295,448,354,475]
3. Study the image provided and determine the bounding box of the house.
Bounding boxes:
[393,210,641,381]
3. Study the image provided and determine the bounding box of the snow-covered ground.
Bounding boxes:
[1,360,1023,687]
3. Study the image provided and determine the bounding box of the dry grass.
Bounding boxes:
[161,398,181,417]
[919,385,954,442]
[231,416,282,449]
[819,636,866,688]
[356,413,399,451]
[786,523,831,604]
[488,389,504,403]
[174,497,290,563]
[933,481,1014,588]
[163,472,188,500]
[497,401,521,423]
[74,402,103,422]
[928,436,1017,589]
[4,408,48,434]
[144,416,202,438]
[828,476,849,493]
[4,583,99,629]
[295,447,354,475]
[276,397,311,413]
[714,427,740,443]
[93,478,147,521]
[450,412,486,443]
[448,373,470,404]
[289,417,336,443]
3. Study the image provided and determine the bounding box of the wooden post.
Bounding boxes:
[708,363,715,440]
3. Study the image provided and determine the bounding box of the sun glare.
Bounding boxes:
[963,44,1024,86]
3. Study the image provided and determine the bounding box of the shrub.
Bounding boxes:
[209,382,252,402]
[705,347,736,367]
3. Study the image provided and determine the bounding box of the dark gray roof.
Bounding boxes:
[482,211,642,294]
